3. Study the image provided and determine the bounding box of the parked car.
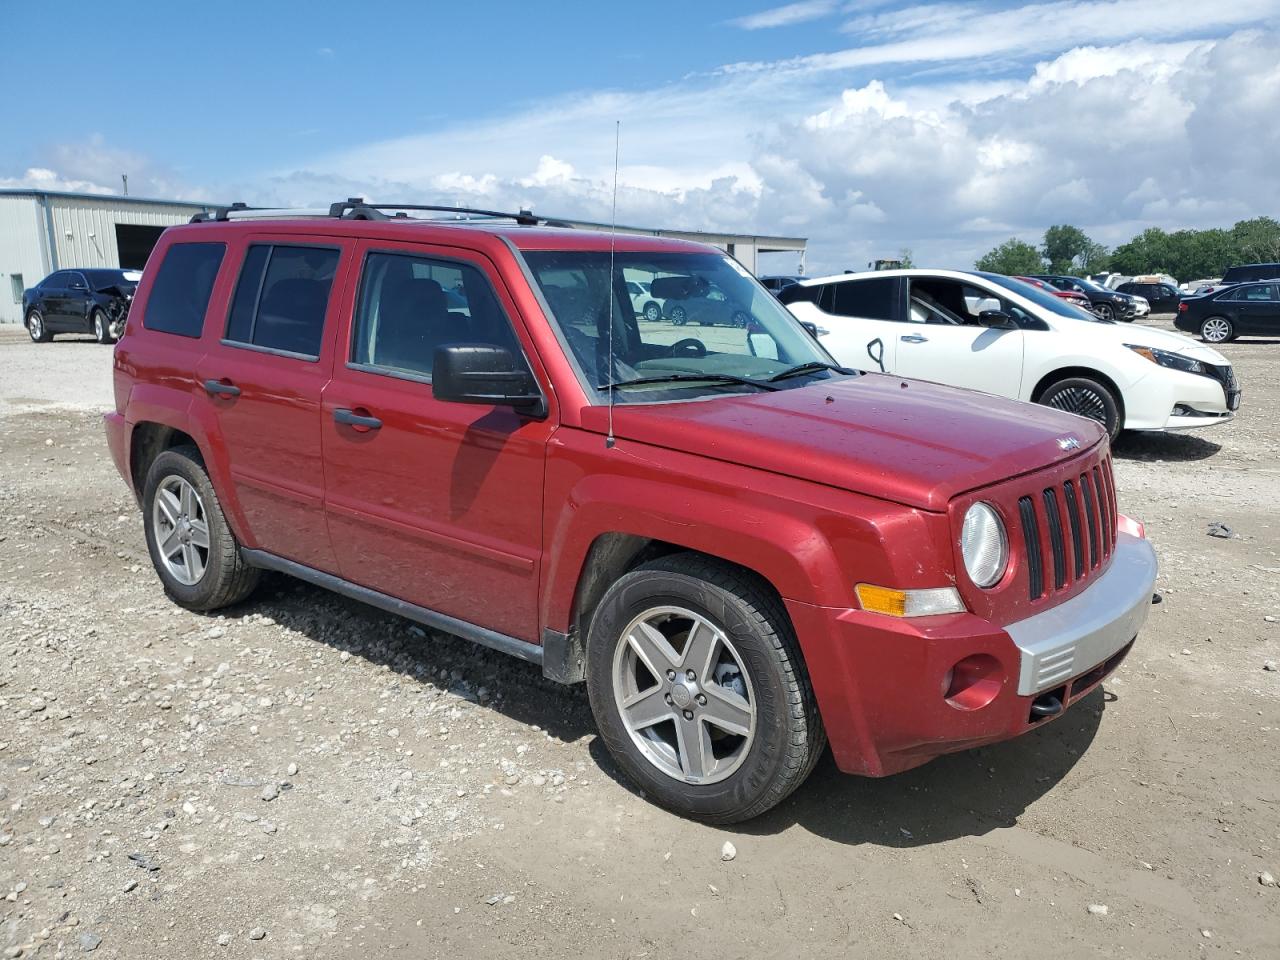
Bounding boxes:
[1029,274,1139,322]
[1117,280,1182,315]
[1175,281,1280,343]
[105,200,1158,823]
[1180,278,1221,295]
[625,279,663,321]
[1220,262,1280,285]
[22,268,141,344]
[758,275,804,296]
[661,278,751,326]
[1015,275,1094,313]
[780,269,1240,439]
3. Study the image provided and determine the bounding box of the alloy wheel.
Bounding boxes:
[1095,303,1114,322]
[151,475,211,586]
[1201,317,1230,343]
[28,313,43,341]
[612,605,756,785]
[94,313,106,341]
[1046,385,1107,423]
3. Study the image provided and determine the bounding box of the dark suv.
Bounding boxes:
[23,268,139,343]
[1030,275,1137,322]
[104,200,1157,823]
[1220,263,1280,285]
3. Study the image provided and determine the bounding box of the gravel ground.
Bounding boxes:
[0,321,1277,959]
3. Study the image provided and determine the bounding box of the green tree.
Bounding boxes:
[1041,224,1107,274]
[1230,217,1280,263]
[898,247,915,268]
[975,238,1043,275]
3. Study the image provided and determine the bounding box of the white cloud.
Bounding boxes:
[731,1,839,30]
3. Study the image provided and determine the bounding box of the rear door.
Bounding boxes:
[808,276,903,372]
[320,239,555,642]
[194,235,354,573]
[894,276,1024,397]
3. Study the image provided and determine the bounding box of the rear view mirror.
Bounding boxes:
[650,275,708,300]
[433,344,546,417]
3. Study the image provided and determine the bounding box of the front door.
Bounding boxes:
[194,235,352,573]
[321,240,555,643]
[42,272,73,329]
[893,277,1025,397]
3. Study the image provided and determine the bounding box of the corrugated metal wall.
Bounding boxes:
[0,195,45,325]
[48,196,204,271]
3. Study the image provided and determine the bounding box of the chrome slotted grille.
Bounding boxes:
[1018,456,1118,602]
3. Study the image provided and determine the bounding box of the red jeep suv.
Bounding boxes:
[105,200,1157,822]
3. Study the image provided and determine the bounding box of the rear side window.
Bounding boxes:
[143,242,225,338]
[829,277,900,321]
[225,244,340,358]
[351,251,523,379]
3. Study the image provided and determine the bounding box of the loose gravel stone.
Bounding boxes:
[248,927,266,941]
[720,841,737,862]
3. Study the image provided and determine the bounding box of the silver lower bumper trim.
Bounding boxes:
[1006,532,1158,695]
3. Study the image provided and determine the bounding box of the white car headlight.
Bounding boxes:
[961,502,1008,588]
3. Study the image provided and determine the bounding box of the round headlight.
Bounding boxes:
[961,502,1008,588]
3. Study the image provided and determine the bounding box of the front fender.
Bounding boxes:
[540,429,955,632]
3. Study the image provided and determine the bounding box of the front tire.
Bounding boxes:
[585,553,825,823]
[26,310,52,343]
[1200,316,1233,343]
[643,302,662,322]
[1038,376,1121,441]
[142,446,260,611]
[1094,302,1115,322]
[92,308,114,344]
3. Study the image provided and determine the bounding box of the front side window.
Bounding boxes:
[351,251,523,378]
[225,244,339,358]
[524,250,840,403]
[143,242,225,338]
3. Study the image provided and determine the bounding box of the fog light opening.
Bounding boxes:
[943,654,1003,711]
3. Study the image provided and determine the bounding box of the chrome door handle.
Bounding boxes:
[900,334,929,343]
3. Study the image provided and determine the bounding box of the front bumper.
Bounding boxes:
[1124,364,1240,431]
[786,530,1158,777]
[1007,532,1156,694]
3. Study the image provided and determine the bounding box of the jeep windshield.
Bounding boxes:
[523,250,847,403]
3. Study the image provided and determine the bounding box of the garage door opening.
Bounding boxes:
[114,224,167,269]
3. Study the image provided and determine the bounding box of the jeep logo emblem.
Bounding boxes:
[1057,436,1080,451]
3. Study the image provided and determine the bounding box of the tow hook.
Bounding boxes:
[1030,692,1064,719]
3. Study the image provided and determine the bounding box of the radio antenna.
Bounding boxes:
[605,120,620,450]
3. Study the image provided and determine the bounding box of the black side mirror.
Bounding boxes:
[800,321,820,339]
[978,310,1017,329]
[432,344,546,418]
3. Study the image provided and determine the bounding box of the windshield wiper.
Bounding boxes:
[767,361,853,382]
[597,373,780,392]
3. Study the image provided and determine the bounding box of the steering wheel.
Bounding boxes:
[668,338,707,358]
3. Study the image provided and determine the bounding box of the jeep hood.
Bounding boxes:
[581,374,1104,511]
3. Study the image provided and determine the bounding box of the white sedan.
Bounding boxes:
[780,268,1239,439]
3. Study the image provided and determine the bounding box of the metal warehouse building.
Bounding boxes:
[0,188,806,326]
[0,189,214,325]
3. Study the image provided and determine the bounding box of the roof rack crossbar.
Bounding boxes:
[328,197,542,226]
[190,202,256,223]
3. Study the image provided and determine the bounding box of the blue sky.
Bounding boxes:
[5,0,1279,274]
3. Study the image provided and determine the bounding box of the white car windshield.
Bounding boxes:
[524,251,846,402]
[979,273,1112,323]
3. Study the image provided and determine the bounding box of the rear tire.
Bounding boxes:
[643,302,662,322]
[142,445,259,611]
[1199,316,1233,343]
[26,310,52,343]
[585,553,825,824]
[1038,376,1121,441]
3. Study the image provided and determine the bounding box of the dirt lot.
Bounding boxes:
[1,320,1277,960]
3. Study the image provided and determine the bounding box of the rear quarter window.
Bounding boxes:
[142,242,226,338]
[829,277,900,320]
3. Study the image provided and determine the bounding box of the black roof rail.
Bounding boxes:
[189,202,255,223]
[328,197,544,226]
